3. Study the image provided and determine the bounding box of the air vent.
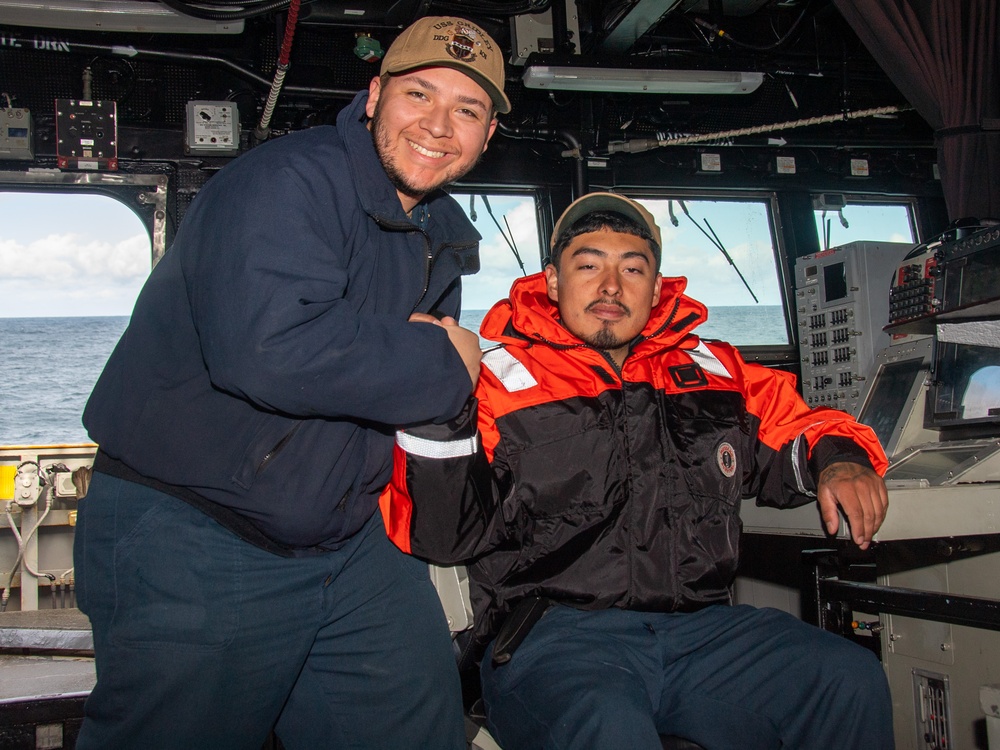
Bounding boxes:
[913,668,953,750]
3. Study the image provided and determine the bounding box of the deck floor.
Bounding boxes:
[0,609,95,703]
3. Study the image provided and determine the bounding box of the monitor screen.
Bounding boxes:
[929,341,1000,429]
[823,261,848,302]
[884,444,984,482]
[858,357,927,450]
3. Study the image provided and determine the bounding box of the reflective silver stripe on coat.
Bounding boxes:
[791,433,816,497]
[395,430,478,459]
[484,347,538,392]
[688,342,733,379]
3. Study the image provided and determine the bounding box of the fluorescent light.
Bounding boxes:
[522,65,763,95]
[0,0,244,34]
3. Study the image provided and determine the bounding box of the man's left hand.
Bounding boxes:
[816,462,888,550]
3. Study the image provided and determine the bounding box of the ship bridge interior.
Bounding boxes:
[2,1,1000,749]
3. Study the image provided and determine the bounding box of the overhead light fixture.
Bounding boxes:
[522,63,763,95]
[0,0,244,34]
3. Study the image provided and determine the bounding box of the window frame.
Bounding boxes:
[629,188,796,361]
[812,193,921,251]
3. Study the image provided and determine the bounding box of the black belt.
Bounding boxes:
[492,596,552,667]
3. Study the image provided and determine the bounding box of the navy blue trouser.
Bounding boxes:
[73,473,465,750]
[481,603,894,750]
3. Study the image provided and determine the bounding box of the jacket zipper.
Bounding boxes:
[412,230,435,312]
[609,349,683,612]
[255,423,301,477]
[371,215,470,314]
[337,489,351,512]
[618,371,637,605]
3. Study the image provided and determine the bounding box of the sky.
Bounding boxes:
[0,190,914,317]
[0,192,150,317]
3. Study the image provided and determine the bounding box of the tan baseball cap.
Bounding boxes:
[380,16,511,115]
[551,192,662,264]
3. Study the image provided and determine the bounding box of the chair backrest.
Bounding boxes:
[429,564,474,633]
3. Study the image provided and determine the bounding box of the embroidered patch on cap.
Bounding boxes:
[717,441,737,478]
[445,28,477,61]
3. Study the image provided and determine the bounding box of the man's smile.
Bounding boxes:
[408,139,447,159]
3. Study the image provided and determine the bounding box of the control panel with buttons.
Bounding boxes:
[794,241,915,415]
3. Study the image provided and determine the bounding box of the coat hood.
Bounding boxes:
[338,90,483,256]
[480,272,709,355]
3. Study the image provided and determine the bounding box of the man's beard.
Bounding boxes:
[582,298,632,351]
[370,98,483,202]
[585,326,629,352]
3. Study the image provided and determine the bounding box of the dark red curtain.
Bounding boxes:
[833,0,999,224]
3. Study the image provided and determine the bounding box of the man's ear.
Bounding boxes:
[651,273,663,307]
[482,117,498,153]
[544,264,559,304]
[365,76,382,119]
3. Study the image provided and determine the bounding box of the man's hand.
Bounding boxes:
[817,462,889,550]
[409,313,482,388]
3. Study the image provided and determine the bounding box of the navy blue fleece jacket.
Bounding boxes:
[84,91,481,552]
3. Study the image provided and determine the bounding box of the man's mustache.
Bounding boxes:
[586,298,631,316]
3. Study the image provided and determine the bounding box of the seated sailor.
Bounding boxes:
[383,192,894,750]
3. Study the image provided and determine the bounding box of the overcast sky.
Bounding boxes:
[1,190,913,317]
[0,192,150,317]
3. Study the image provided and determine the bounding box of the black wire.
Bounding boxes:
[429,0,550,16]
[161,0,315,21]
[88,56,137,105]
[158,0,264,21]
[693,0,813,53]
[682,14,716,51]
[178,0,267,6]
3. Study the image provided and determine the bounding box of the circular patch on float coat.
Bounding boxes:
[717,442,737,478]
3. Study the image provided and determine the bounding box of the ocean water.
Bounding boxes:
[0,306,785,445]
[1,316,129,446]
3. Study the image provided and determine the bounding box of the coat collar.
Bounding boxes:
[338,90,481,251]
[481,272,708,355]
[340,90,407,224]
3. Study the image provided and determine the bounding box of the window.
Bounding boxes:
[453,192,790,348]
[0,191,150,444]
[452,191,541,340]
[638,197,789,346]
[814,200,916,250]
